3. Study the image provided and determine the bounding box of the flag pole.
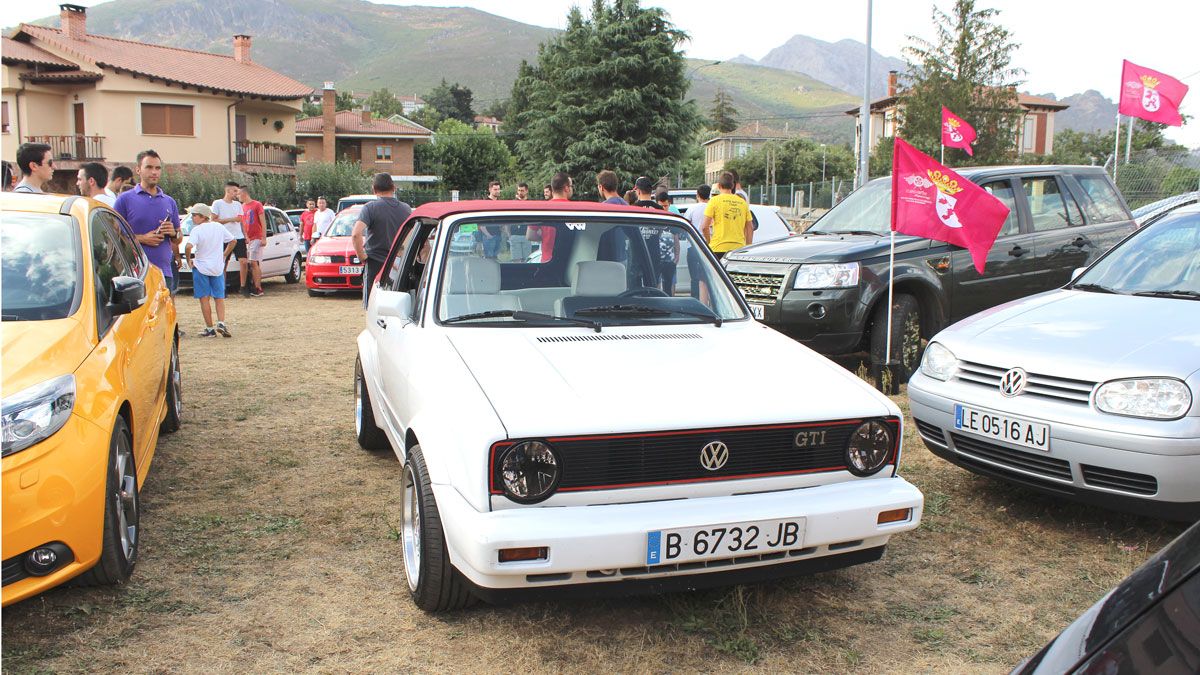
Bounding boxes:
[1112,113,1121,183]
[940,143,944,165]
[1124,115,1133,163]
[883,227,896,389]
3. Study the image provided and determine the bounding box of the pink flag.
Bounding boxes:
[940,107,976,156]
[891,138,1009,274]
[1118,60,1189,127]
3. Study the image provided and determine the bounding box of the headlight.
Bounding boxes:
[1095,378,1192,420]
[499,441,562,503]
[309,255,333,264]
[919,342,958,381]
[845,420,894,476]
[2,374,76,457]
[793,262,860,289]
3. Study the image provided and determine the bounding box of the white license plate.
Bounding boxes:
[646,518,805,566]
[954,404,1050,452]
[749,303,765,320]
[340,265,364,275]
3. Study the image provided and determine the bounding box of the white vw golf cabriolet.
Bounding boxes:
[355,200,924,611]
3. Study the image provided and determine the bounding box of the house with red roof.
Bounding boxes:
[295,84,432,175]
[2,3,312,185]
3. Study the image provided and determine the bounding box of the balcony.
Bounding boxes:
[232,140,298,169]
[26,135,104,161]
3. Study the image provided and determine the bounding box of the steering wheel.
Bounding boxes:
[619,286,669,298]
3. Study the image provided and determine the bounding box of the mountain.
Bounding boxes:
[1044,90,1119,134]
[744,35,907,100]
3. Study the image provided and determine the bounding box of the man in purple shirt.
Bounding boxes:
[115,149,180,292]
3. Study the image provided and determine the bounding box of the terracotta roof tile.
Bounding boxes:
[2,36,76,68]
[296,110,432,136]
[1018,93,1069,110]
[16,25,312,100]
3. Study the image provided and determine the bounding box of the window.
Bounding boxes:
[2,101,8,133]
[1,213,81,321]
[101,211,146,279]
[1022,177,1072,232]
[141,103,194,136]
[1073,175,1129,224]
[1022,116,1036,153]
[980,181,1020,236]
[90,211,136,335]
[376,145,392,161]
[735,142,752,158]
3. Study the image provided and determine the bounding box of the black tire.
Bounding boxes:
[77,416,139,586]
[355,356,389,450]
[403,445,475,612]
[869,293,924,384]
[160,338,182,433]
[284,255,302,284]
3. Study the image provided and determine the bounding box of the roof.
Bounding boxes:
[20,70,103,84]
[410,199,688,222]
[1,36,76,69]
[702,122,792,145]
[12,25,312,100]
[847,90,1070,115]
[296,110,432,137]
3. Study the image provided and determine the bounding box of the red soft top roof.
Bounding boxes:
[409,199,684,221]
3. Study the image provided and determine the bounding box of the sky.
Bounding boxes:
[4,0,1199,147]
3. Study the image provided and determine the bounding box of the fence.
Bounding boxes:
[1106,148,1200,210]
[747,178,852,210]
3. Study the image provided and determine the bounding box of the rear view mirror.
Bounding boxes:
[376,291,413,320]
[107,276,146,316]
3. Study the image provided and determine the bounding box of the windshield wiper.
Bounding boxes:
[835,230,886,236]
[1132,290,1200,300]
[574,304,723,327]
[1072,283,1121,294]
[442,309,602,332]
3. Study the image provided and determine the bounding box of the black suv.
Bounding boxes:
[723,165,1135,377]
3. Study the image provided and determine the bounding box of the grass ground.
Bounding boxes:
[1,280,1185,673]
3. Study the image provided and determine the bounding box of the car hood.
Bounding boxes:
[1,317,93,396]
[311,236,355,256]
[726,232,930,264]
[937,290,1200,381]
[447,323,897,438]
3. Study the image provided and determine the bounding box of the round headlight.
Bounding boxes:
[845,421,894,476]
[499,441,562,503]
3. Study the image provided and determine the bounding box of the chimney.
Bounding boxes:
[59,4,86,40]
[887,70,898,97]
[361,106,372,124]
[322,82,336,162]
[233,34,252,63]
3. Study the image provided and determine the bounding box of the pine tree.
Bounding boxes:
[899,0,1025,165]
[424,80,476,125]
[709,89,739,133]
[509,0,702,187]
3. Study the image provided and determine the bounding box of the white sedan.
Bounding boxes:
[355,200,923,611]
[178,205,303,287]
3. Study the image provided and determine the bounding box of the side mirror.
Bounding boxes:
[376,291,413,320]
[1071,267,1088,280]
[107,276,146,316]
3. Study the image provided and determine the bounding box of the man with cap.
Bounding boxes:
[183,203,236,337]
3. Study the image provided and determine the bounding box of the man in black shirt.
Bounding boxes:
[353,173,413,308]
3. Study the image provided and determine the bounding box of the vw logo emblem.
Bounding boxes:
[999,368,1027,397]
[699,441,729,471]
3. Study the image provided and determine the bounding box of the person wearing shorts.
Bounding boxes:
[238,185,268,297]
[183,204,235,337]
[211,181,246,290]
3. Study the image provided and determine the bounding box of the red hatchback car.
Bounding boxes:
[306,206,365,296]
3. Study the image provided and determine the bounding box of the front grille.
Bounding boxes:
[327,255,347,263]
[491,418,898,494]
[913,418,948,448]
[1081,464,1158,495]
[728,272,786,304]
[313,276,361,286]
[954,360,1095,405]
[2,555,27,586]
[950,432,1072,481]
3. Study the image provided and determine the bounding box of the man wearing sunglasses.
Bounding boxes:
[13,142,54,193]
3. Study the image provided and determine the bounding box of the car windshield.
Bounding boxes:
[435,216,747,325]
[325,210,360,238]
[1,213,81,321]
[807,178,892,235]
[1074,210,1200,296]
[180,214,194,235]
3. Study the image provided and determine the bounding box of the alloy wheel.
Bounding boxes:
[354,371,363,436]
[170,345,182,420]
[401,463,422,592]
[113,434,139,562]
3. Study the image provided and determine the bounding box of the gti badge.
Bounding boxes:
[699,441,729,471]
[999,368,1027,397]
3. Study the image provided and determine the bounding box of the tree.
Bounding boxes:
[364,88,404,119]
[509,0,702,188]
[726,137,856,186]
[708,89,739,133]
[899,0,1025,165]
[419,119,513,191]
[425,80,476,125]
[481,98,509,121]
[299,90,357,119]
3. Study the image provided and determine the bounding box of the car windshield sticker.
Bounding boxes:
[565,222,587,231]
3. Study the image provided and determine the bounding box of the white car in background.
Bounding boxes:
[354,200,923,611]
[673,202,794,294]
[178,205,303,288]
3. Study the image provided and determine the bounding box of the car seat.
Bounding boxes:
[443,257,521,317]
[554,260,627,316]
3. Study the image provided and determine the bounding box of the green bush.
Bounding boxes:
[160,167,235,211]
[251,173,299,209]
[296,162,371,206]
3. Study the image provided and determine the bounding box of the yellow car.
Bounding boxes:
[2,193,180,606]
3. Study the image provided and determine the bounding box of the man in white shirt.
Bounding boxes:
[184,203,236,338]
[104,165,133,202]
[77,162,114,206]
[686,184,713,300]
[210,180,247,291]
[312,196,336,240]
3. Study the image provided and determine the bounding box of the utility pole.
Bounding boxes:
[856,0,873,189]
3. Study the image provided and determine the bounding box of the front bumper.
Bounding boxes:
[725,263,866,354]
[433,477,923,592]
[306,264,363,290]
[908,372,1200,520]
[2,415,109,606]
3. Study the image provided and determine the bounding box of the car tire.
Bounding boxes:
[159,337,182,434]
[76,416,139,586]
[284,255,302,284]
[355,356,389,450]
[869,293,924,384]
[403,444,475,612]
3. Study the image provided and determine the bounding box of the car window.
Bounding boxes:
[980,181,1020,236]
[100,211,147,279]
[325,209,360,238]
[1076,210,1200,294]
[382,221,421,291]
[1022,177,1073,232]
[90,211,136,335]
[1074,174,1129,224]
[1,212,81,322]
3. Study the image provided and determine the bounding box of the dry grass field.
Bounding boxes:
[1,280,1186,673]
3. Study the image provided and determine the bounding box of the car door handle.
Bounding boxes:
[376,318,387,329]
[1008,245,1026,257]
